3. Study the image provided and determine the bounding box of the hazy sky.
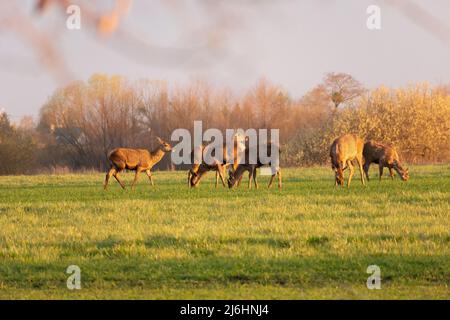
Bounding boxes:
[1,0,450,121]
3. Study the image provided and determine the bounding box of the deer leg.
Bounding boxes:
[253,168,258,189]
[237,175,243,187]
[347,160,354,188]
[104,167,116,190]
[187,170,191,187]
[379,164,384,182]
[363,162,370,181]
[113,171,126,190]
[215,171,219,188]
[248,170,253,189]
[131,168,142,190]
[218,166,226,187]
[146,170,154,186]
[268,174,275,189]
[389,167,395,180]
[356,156,366,186]
[214,165,226,187]
[277,169,282,189]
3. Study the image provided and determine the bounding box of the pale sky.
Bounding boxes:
[1,0,450,121]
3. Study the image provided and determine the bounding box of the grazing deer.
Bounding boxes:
[363,140,409,181]
[228,142,282,189]
[188,144,229,188]
[330,134,366,187]
[104,137,172,190]
[188,133,246,188]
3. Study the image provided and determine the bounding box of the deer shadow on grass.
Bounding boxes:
[2,254,448,289]
[142,235,292,250]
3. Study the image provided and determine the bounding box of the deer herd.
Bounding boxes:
[103,133,409,191]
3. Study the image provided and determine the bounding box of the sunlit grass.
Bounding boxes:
[0,165,449,299]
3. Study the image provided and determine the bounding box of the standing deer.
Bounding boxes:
[330,134,366,187]
[363,140,409,181]
[104,137,172,190]
[228,142,282,189]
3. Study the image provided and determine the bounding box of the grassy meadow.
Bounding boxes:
[0,165,449,299]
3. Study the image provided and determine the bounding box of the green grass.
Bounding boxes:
[0,165,449,299]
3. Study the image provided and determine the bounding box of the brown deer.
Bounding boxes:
[228,142,282,189]
[363,140,409,181]
[104,137,172,190]
[330,134,366,187]
[188,134,246,188]
[188,144,229,188]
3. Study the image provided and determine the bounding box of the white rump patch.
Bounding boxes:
[260,167,278,176]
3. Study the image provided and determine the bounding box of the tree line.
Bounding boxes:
[1,73,449,174]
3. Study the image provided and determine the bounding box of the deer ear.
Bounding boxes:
[156,136,163,144]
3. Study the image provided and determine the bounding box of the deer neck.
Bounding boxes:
[150,147,166,163]
[234,164,247,180]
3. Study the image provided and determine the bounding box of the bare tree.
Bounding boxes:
[323,72,366,109]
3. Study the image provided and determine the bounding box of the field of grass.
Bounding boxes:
[0,165,449,299]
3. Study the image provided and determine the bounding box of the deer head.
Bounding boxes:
[391,159,409,181]
[332,163,345,186]
[397,164,409,181]
[227,166,242,188]
[227,174,236,188]
[189,166,205,187]
[335,168,345,186]
[156,137,173,152]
